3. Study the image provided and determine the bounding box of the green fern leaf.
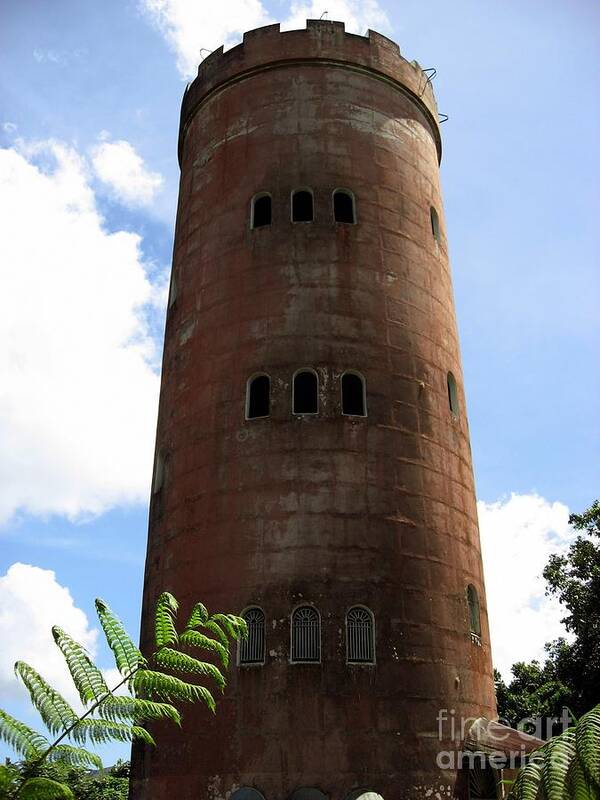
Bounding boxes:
[0,709,49,760]
[507,753,545,800]
[97,695,181,726]
[565,750,599,800]
[19,777,74,800]
[543,728,576,800]
[131,725,156,746]
[47,744,103,769]
[52,626,108,704]
[71,718,141,746]
[179,629,229,667]
[133,669,215,713]
[185,602,209,630]
[14,661,77,735]
[201,620,229,649]
[155,592,179,649]
[577,704,600,790]
[95,598,146,675]
[155,647,225,690]
[210,613,247,640]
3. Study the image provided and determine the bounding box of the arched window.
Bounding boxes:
[333,189,356,223]
[251,193,272,228]
[346,607,375,663]
[152,449,169,494]
[230,790,267,800]
[290,789,328,800]
[447,371,459,416]
[291,606,320,662]
[467,584,481,639]
[239,608,265,665]
[292,189,314,223]
[341,372,366,416]
[430,205,441,241]
[293,370,318,415]
[246,374,270,419]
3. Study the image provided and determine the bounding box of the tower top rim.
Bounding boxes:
[178,19,442,165]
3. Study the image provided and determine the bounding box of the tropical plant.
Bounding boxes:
[0,593,246,799]
[506,702,600,800]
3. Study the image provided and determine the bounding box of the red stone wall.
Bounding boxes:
[131,20,496,800]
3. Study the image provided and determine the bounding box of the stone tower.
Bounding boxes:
[131,20,496,800]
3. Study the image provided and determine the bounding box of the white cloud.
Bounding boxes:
[91,138,164,207]
[140,0,390,79]
[478,492,574,680]
[2,122,17,134]
[0,563,98,706]
[0,138,161,524]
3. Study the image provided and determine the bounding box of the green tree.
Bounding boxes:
[497,501,600,727]
[0,593,246,799]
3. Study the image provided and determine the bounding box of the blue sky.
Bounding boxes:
[1,0,598,765]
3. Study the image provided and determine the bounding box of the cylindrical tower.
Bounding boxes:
[131,20,496,800]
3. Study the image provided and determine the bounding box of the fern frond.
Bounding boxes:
[133,669,215,713]
[71,718,146,746]
[210,613,247,640]
[97,695,181,726]
[131,725,156,746]
[565,750,599,800]
[185,602,209,630]
[179,629,229,667]
[507,754,545,800]
[19,777,74,799]
[155,593,179,649]
[0,709,49,759]
[542,728,576,800]
[95,598,146,675]
[47,744,103,769]
[154,647,225,691]
[14,661,77,735]
[577,704,600,790]
[52,626,108,704]
[201,620,229,649]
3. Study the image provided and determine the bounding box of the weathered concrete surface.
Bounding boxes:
[130,19,496,800]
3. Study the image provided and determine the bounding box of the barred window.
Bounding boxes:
[291,606,320,662]
[246,374,270,419]
[333,189,356,223]
[251,193,271,228]
[467,585,481,639]
[239,607,265,665]
[341,371,366,416]
[346,607,375,663]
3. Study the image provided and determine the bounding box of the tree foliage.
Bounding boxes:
[497,501,600,726]
[0,594,246,799]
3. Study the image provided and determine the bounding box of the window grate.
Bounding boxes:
[239,608,265,665]
[291,606,320,662]
[346,607,375,663]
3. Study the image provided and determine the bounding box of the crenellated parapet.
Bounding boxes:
[179,19,442,164]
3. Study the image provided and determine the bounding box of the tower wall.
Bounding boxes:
[132,20,496,800]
